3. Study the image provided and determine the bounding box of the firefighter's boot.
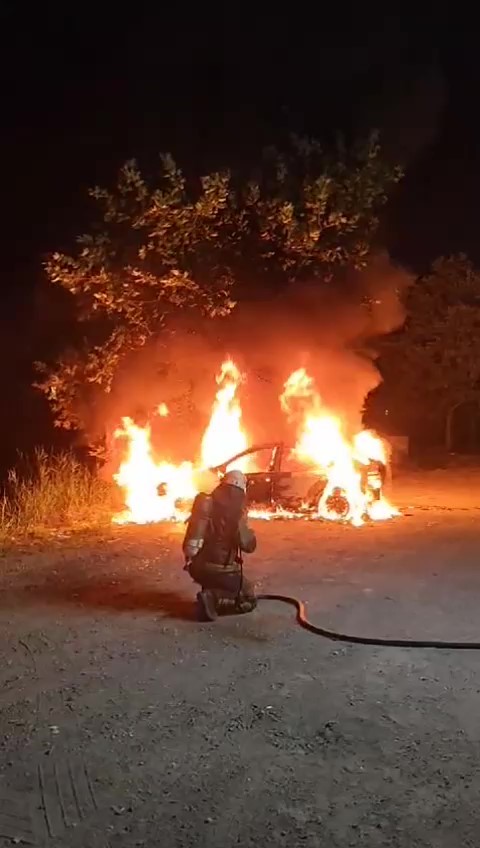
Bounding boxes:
[215,596,238,615]
[196,590,218,622]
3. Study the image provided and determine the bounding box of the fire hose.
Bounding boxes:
[186,499,480,648]
[256,594,480,649]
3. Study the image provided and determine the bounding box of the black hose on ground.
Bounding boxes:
[257,594,480,649]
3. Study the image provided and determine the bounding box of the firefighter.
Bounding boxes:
[183,469,257,621]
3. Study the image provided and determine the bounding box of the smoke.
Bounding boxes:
[224,252,411,441]
[93,327,226,464]
[92,251,411,461]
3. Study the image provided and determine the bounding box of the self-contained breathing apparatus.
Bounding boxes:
[182,492,213,568]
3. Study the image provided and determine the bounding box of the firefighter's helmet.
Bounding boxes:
[223,469,247,492]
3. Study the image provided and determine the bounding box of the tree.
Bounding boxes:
[37,133,402,432]
[377,254,480,447]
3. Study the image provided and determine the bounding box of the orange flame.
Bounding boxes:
[200,359,250,471]
[112,358,251,524]
[112,415,196,524]
[280,367,320,421]
[111,359,398,527]
[280,368,399,526]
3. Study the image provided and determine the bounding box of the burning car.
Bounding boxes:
[210,441,390,520]
[112,358,398,527]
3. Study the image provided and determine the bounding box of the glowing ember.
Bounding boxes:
[248,505,305,521]
[200,358,250,471]
[280,368,399,526]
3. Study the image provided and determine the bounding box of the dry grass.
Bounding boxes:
[0,449,118,542]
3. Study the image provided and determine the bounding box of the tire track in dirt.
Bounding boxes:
[0,623,113,846]
[0,758,101,845]
[37,758,98,840]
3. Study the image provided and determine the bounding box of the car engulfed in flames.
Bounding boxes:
[211,441,391,524]
[111,359,399,528]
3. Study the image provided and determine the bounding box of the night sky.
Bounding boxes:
[0,7,476,463]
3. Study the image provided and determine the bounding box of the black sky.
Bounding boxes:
[1,7,467,290]
[0,6,476,462]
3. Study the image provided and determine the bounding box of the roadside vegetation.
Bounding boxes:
[0,450,117,542]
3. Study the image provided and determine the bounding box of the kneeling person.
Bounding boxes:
[183,470,257,621]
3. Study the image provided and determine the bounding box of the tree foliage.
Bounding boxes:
[378,254,480,439]
[37,133,402,430]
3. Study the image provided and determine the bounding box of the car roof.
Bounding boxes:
[209,442,290,471]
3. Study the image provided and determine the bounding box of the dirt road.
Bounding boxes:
[1,469,480,847]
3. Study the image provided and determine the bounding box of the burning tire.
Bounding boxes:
[325,488,350,519]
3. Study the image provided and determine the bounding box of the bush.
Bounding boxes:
[0,449,117,540]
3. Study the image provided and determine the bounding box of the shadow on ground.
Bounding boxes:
[3,573,198,621]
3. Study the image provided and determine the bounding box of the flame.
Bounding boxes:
[280,367,320,421]
[280,368,399,526]
[111,358,399,527]
[353,429,387,465]
[200,359,250,471]
[112,358,250,524]
[112,416,196,524]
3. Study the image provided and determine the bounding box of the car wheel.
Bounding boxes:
[325,489,350,519]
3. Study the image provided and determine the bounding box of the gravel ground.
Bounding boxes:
[0,469,480,847]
